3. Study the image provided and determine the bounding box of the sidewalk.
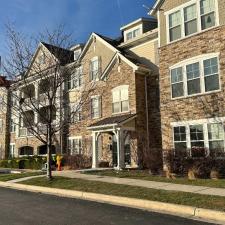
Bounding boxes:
[52,170,225,197]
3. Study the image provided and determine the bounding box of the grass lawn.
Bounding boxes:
[21,176,225,212]
[83,170,225,188]
[0,172,45,182]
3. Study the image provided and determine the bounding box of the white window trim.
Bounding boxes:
[68,136,82,155]
[9,143,15,158]
[91,95,101,119]
[170,53,221,99]
[124,24,143,42]
[10,118,17,133]
[172,119,225,156]
[165,0,219,44]
[111,85,130,115]
[67,66,83,91]
[90,56,100,81]
[70,101,82,123]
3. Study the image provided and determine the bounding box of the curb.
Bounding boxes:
[0,181,224,224]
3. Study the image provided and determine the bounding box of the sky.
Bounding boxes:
[0,0,155,59]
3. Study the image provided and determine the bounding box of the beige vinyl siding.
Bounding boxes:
[128,39,159,67]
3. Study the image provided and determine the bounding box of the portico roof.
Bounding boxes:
[87,114,136,130]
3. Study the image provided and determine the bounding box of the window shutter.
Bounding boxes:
[99,96,102,118]
[98,56,102,78]
[89,61,93,81]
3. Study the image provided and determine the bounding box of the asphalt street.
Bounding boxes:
[0,187,218,225]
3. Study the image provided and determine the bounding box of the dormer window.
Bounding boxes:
[74,50,81,61]
[126,28,141,41]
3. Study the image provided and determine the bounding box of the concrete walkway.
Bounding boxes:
[52,170,225,197]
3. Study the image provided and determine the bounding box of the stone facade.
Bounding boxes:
[1,23,161,170]
[160,25,225,150]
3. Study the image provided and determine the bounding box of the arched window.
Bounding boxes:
[112,85,129,114]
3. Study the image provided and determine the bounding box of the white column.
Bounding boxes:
[92,132,99,168]
[34,82,39,124]
[116,129,125,170]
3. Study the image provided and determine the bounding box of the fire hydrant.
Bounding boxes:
[56,155,63,171]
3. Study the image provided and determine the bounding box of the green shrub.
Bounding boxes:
[0,156,47,170]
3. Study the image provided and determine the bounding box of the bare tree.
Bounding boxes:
[1,24,95,179]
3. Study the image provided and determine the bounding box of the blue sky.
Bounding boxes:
[0,0,155,58]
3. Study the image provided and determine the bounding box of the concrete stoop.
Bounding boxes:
[0,181,224,224]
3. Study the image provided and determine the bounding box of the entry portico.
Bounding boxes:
[87,114,136,170]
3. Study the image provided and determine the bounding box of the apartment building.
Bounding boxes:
[0,17,161,170]
[150,0,225,168]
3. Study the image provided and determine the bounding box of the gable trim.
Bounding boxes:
[101,52,139,80]
[78,33,120,60]
[149,0,164,16]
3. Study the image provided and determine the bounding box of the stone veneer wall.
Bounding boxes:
[159,25,225,150]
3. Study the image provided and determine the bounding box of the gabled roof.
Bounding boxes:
[41,42,74,65]
[78,33,121,60]
[149,0,165,16]
[88,114,136,129]
[120,17,157,31]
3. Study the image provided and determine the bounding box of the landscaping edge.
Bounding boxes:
[0,181,224,224]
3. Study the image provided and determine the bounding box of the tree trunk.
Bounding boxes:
[46,125,52,180]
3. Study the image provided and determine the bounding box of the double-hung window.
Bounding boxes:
[68,137,82,155]
[91,96,101,119]
[169,11,182,42]
[173,126,187,149]
[167,0,217,42]
[68,66,82,90]
[90,57,100,81]
[184,4,198,36]
[200,0,216,29]
[170,55,220,98]
[186,62,201,95]
[10,118,16,133]
[208,123,224,150]
[171,67,184,98]
[112,86,129,114]
[203,57,219,91]
[70,103,82,123]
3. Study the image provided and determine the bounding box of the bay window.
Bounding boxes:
[170,55,220,98]
[167,0,217,42]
